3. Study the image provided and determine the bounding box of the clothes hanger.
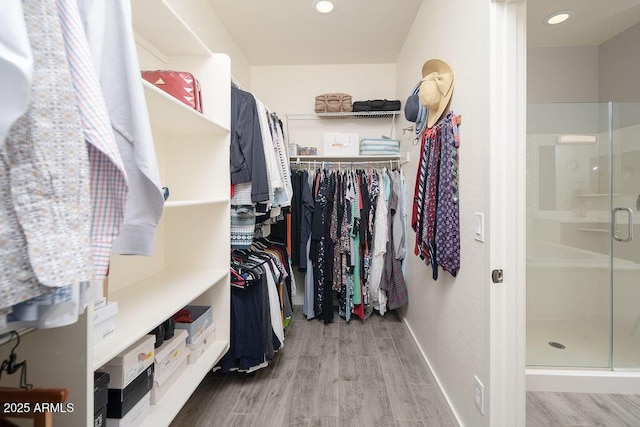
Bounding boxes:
[230,259,262,286]
[232,252,271,273]
[230,268,249,289]
[0,331,32,390]
[252,237,276,249]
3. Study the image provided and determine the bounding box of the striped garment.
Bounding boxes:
[231,206,257,249]
[81,0,164,257]
[359,139,400,156]
[57,0,128,280]
[411,112,460,280]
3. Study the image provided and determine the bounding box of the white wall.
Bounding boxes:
[527,23,640,105]
[599,23,640,102]
[395,0,491,426]
[527,46,599,103]
[250,64,396,114]
[166,0,252,88]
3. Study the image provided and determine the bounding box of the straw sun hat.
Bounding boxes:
[419,59,454,129]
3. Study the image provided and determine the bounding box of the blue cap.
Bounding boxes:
[404,82,427,138]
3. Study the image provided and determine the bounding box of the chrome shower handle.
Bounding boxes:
[612,207,633,242]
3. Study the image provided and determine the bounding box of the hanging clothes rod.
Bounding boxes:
[290,158,408,170]
[0,328,34,347]
[231,75,244,90]
[290,152,410,165]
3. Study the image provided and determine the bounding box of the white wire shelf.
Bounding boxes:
[285,111,401,120]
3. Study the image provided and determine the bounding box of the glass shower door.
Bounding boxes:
[526,102,613,368]
[527,102,640,370]
[611,102,640,370]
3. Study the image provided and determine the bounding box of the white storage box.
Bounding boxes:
[154,329,188,378]
[150,349,190,405]
[187,321,215,365]
[100,335,155,389]
[323,132,359,156]
[93,302,118,345]
[106,392,150,427]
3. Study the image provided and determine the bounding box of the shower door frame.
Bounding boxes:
[610,102,640,371]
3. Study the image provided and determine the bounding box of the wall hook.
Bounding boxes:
[402,126,415,135]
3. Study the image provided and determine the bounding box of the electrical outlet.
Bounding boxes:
[474,375,485,415]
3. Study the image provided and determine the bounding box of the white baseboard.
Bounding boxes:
[526,368,640,394]
[400,314,464,426]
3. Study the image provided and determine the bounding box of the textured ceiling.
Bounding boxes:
[207,0,423,65]
[207,0,640,66]
[528,0,640,47]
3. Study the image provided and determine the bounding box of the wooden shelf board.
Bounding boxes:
[140,340,230,427]
[143,81,229,136]
[93,269,227,370]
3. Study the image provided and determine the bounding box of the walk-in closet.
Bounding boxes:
[0,0,499,426]
[4,0,639,426]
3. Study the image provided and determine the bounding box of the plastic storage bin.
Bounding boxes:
[174,305,213,344]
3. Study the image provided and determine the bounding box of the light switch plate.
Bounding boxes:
[474,375,485,415]
[474,212,484,242]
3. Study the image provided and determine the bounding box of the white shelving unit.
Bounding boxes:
[2,1,230,426]
[285,111,402,159]
[113,1,231,425]
[285,111,400,159]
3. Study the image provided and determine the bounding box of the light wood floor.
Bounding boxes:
[527,391,640,426]
[172,306,640,427]
[172,306,458,427]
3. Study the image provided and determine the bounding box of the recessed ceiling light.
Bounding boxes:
[313,0,336,14]
[545,10,574,25]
